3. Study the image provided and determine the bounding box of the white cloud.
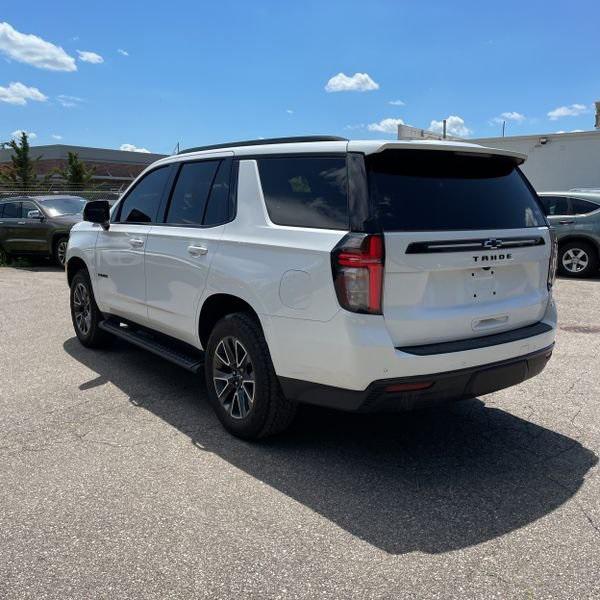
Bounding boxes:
[367,117,405,134]
[547,103,589,120]
[11,129,36,140]
[325,72,379,92]
[501,111,526,122]
[499,111,525,122]
[429,115,472,137]
[0,22,76,72]
[52,134,63,140]
[286,109,294,114]
[490,111,526,125]
[120,143,151,153]
[57,94,83,108]
[117,48,129,56]
[570,129,584,133]
[77,50,104,64]
[0,81,47,105]
[388,99,405,106]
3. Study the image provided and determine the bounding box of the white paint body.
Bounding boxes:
[67,139,557,394]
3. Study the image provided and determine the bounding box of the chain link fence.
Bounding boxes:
[0,187,122,206]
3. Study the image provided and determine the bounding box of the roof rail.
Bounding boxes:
[178,135,348,155]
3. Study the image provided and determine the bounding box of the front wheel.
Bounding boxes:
[204,313,297,439]
[53,236,68,268]
[558,241,599,278]
[70,269,112,348]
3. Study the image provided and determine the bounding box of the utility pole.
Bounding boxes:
[442,119,447,139]
[502,120,506,137]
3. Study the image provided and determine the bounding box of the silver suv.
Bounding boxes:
[538,192,600,277]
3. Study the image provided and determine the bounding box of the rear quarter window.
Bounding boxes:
[368,150,546,231]
[256,156,348,229]
[570,198,600,215]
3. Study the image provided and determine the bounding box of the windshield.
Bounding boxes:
[38,197,86,217]
[367,150,546,231]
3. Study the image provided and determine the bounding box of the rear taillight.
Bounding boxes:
[331,233,384,314]
[548,229,558,289]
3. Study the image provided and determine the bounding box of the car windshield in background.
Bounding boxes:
[367,150,546,231]
[38,196,87,217]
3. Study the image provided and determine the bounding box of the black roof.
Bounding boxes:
[178,135,348,155]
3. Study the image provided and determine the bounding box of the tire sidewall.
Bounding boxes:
[204,315,273,438]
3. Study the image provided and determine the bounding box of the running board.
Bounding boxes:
[98,319,204,373]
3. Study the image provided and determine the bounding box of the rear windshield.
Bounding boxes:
[367,150,545,231]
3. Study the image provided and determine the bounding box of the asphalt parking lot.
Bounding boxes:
[1,267,599,599]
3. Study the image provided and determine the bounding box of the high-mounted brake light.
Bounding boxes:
[331,233,384,314]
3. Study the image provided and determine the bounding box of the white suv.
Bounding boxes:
[66,136,557,439]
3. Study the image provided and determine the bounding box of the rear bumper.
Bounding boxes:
[265,298,557,392]
[279,344,554,412]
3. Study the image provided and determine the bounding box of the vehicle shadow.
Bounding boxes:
[63,337,597,555]
[5,257,63,272]
[557,271,600,282]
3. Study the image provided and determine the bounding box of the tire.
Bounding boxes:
[204,312,297,439]
[0,246,10,266]
[53,236,68,268]
[558,241,599,278]
[70,269,112,348]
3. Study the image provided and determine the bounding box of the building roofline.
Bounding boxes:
[473,130,600,143]
[0,143,166,164]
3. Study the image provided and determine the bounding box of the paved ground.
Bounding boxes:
[0,266,599,599]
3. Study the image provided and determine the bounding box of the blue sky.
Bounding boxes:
[1,0,599,154]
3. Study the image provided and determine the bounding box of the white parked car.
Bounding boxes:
[66,136,557,439]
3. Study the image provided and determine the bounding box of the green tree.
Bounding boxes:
[0,132,40,189]
[58,151,96,188]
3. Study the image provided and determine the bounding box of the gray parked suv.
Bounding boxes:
[538,191,600,278]
[0,195,86,267]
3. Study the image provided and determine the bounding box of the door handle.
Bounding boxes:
[128,238,144,247]
[559,220,574,224]
[17,221,26,225]
[187,244,208,256]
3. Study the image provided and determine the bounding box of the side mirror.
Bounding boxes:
[83,200,110,230]
[27,209,43,219]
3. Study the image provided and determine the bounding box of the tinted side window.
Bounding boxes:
[570,198,599,215]
[540,196,570,216]
[257,157,348,229]
[21,201,38,217]
[203,160,232,226]
[1,202,20,218]
[166,161,219,225]
[118,167,171,223]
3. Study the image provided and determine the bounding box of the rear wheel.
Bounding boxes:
[205,312,297,439]
[53,236,68,268]
[70,269,112,348]
[558,241,599,278]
